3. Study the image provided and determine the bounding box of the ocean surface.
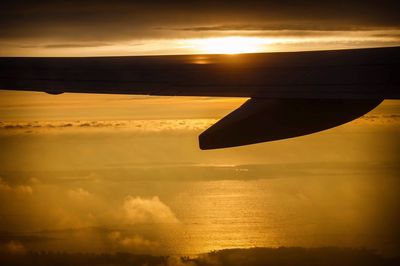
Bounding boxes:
[18,169,399,257]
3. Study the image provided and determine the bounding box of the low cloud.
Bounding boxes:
[123,196,179,224]
[67,188,93,201]
[0,119,215,135]
[1,114,398,136]
[0,178,33,195]
[1,241,27,254]
[108,231,159,251]
[353,114,400,125]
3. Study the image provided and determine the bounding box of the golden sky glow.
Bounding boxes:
[187,37,268,54]
[1,30,400,56]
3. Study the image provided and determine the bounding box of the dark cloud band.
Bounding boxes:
[1,1,400,43]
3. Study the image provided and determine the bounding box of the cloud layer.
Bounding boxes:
[1,114,399,135]
[2,1,400,40]
[0,119,216,135]
[1,1,400,55]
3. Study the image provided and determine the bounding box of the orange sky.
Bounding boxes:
[1,1,400,56]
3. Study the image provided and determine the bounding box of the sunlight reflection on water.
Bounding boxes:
[156,177,400,256]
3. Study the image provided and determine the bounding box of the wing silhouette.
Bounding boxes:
[1,47,399,149]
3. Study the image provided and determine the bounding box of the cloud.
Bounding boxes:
[0,119,216,135]
[123,196,179,224]
[0,1,400,56]
[355,114,400,125]
[1,114,399,136]
[167,24,397,32]
[108,231,159,251]
[67,188,92,201]
[1,241,27,254]
[0,178,33,195]
[2,1,400,40]
[43,42,113,48]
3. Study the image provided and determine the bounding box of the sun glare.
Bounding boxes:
[190,37,268,54]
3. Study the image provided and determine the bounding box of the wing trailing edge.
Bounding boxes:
[199,98,383,149]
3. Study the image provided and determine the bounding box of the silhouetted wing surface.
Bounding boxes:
[0,47,399,148]
[199,98,382,149]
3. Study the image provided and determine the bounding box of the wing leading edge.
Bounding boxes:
[0,47,399,149]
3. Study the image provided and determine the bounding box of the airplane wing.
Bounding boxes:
[1,47,399,149]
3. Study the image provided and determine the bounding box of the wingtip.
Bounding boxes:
[198,134,210,150]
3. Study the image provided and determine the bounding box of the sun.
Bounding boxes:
[191,37,267,54]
